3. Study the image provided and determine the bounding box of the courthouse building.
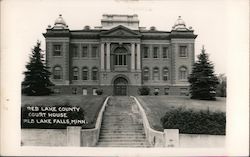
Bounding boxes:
[43,14,197,95]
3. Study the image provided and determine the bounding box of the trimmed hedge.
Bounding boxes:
[138,86,150,95]
[160,107,226,135]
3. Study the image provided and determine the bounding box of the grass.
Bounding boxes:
[21,95,107,129]
[137,95,226,132]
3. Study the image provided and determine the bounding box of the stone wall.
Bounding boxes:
[21,129,67,146]
[179,134,225,148]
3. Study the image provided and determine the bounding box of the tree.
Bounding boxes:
[22,41,54,96]
[216,74,227,97]
[188,46,219,100]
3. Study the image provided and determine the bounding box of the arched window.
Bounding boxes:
[114,47,127,65]
[72,67,79,80]
[179,66,188,80]
[153,67,160,80]
[53,66,62,79]
[143,67,150,81]
[82,67,88,80]
[163,67,169,81]
[92,67,98,80]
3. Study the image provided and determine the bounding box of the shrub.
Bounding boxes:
[160,107,226,135]
[95,88,103,95]
[138,86,150,95]
[153,91,159,96]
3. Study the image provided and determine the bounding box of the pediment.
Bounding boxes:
[100,25,141,37]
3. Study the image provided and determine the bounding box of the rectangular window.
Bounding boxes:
[91,46,98,58]
[82,46,88,58]
[162,47,169,58]
[164,88,169,95]
[73,71,78,80]
[72,88,77,94]
[82,71,88,80]
[53,45,61,56]
[143,47,149,58]
[179,46,187,57]
[93,88,97,95]
[82,89,87,95]
[53,88,60,94]
[92,71,97,80]
[143,69,149,81]
[153,47,159,58]
[72,46,78,57]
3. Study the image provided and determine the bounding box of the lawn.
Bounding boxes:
[137,96,226,132]
[21,95,107,129]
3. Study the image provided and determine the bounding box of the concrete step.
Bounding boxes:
[97,96,150,147]
[97,142,150,147]
[99,136,146,140]
[98,139,147,142]
[101,123,141,126]
[100,128,143,131]
[100,130,144,134]
[99,132,146,136]
[101,123,143,129]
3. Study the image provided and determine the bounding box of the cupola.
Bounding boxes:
[172,16,190,31]
[53,14,68,29]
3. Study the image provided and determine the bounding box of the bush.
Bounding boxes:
[95,88,103,95]
[138,86,150,95]
[153,91,159,96]
[160,107,226,135]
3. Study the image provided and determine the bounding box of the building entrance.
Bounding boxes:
[114,77,128,95]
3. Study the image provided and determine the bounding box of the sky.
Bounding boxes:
[1,0,232,76]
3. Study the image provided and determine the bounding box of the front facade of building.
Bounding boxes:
[43,14,197,95]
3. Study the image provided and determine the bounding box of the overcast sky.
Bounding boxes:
[2,0,247,76]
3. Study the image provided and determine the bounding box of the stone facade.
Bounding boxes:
[43,14,197,95]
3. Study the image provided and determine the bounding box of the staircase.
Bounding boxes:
[97,96,150,147]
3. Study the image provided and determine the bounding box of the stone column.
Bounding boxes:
[100,43,105,71]
[136,43,141,70]
[67,126,81,146]
[164,129,179,147]
[106,42,110,71]
[131,43,135,71]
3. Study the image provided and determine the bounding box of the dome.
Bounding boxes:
[53,14,68,29]
[174,16,186,26]
[172,16,188,31]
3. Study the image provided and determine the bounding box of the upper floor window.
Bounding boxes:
[91,46,98,58]
[53,45,61,56]
[179,66,188,80]
[72,67,79,80]
[143,67,149,81]
[72,46,79,58]
[92,67,98,80]
[53,66,62,79]
[82,67,88,80]
[153,67,160,80]
[82,46,88,58]
[162,47,169,58]
[163,67,169,81]
[179,46,187,57]
[153,47,159,58]
[114,47,127,65]
[143,47,149,58]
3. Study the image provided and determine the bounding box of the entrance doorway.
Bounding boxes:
[114,77,128,96]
